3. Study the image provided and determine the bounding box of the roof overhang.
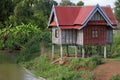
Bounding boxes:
[59,25,82,29]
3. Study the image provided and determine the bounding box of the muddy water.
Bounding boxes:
[0,53,41,80]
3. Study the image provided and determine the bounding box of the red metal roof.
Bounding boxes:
[55,6,81,25]
[49,21,57,27]
[49,5,118,29]
[60,25,81,29]
[102,7,118,26]
[74,6,94,25]
[87,21,107,25]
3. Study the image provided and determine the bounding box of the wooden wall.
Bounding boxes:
[52,27,61,45]
[83,26,106,45]
[77,30,83,45]
[106,27,113,44]
[90,11,104,21]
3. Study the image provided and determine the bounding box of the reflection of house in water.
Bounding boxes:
[48,4,118,58]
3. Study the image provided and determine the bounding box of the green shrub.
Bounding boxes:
[79,71,95,80]
[87,55,102,70]
[111,74,120,80]
[16,31,51,62]
[112,34,120,57]
[69,58,81,70]
[0,24,43,50]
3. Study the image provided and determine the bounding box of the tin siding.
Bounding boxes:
[62,29,77,45]
[77,30,83,45]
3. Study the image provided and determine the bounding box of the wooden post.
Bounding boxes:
[60,45,63,58]
[52,44,54,59]
[104,45,107,58]
[82,47,85,58]
[110,44,112,57]
[75,46,77,58]
[66,45,69,57]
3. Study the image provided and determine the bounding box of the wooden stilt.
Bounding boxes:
[52,44,54,59]
[104,45,107,58]
[110,44,112,57]
[60,45,63,58]
[82,47,85,58]
[75,46,77,58]
[66,45,69,57]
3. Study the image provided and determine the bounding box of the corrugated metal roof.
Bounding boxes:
[102,7,118,26]
[55,6,81,25]
[74,6,94,25]
[87,21,107,25]
[49,5,118,29]
[49,21,57,27]
[60,25,81,29]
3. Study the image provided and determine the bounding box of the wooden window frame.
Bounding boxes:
[92,30,98,38]
[55,29,59,38]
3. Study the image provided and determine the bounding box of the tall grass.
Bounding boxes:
[112,34,120,57]
[111,74,120,80]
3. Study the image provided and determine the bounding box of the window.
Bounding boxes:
[55,29,59,38]
[92,30,98,38]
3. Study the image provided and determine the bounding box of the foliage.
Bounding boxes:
[60,0,75,6]
[114,0,120,23]
[80,71,95,80]
[0,24,51,62]
[111,74,120,80]
[69,55,102,71]
[20,55,97,80]
[86,55,102,70]
[112,34,120,57]
[0,0,13,28]
[8,0,57,29]
[77,1,84,6]
[69,58,81,70]
[0,24,41,50]
[0,0,58,29]
[11,24,51,62]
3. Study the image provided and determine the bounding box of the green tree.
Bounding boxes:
[60,0,75,6]
[0,0,14,28]
[0,0,21,28]
[77,1,84,6]
[114,0,120,23]
[9,0,57,30]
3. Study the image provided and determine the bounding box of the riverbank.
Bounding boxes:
[20,55,103,80]
[23,68,45,80]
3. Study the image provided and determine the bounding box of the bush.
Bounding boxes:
[69,58,81,70]
[0,24,42,50]
[112,34,120,57]
[87,55,102,70]
[80,71,95,80]
[0,23,51,62]
[111,74,120,80]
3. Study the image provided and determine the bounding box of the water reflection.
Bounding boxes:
[0,53,41,80]
[0,64,24,80]
[0,53,23,80]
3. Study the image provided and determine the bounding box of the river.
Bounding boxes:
[0,52,42,80]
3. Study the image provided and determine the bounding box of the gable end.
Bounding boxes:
[82,4,113,29]
[48,5,59,29]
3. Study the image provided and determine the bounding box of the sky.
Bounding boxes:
[55,0,116,8]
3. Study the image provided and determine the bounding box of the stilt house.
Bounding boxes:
[48,4,118,58]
